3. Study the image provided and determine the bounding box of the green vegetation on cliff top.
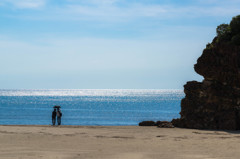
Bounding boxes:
[207,15,240,49]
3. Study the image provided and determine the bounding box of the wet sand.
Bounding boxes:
[0,125,240,159]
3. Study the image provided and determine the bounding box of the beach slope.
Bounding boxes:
[0,125,240,159]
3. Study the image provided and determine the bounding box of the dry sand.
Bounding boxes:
[0,125,240,159]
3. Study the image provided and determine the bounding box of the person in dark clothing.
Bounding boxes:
[52,108,57,126]
[57,108,62,125]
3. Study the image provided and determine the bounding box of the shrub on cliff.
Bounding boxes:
[212,15,240,46]
[216,24,231,42]
[230,15,240,35]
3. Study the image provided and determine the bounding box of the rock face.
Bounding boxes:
[139,121,174,128]
[173,43,240,130]
[139,121,156,126]
[172,15,240,130]
[156,121,174,128]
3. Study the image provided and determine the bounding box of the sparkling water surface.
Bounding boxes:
[0,89,184,126]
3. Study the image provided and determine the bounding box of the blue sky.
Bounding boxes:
[0,0,240,89]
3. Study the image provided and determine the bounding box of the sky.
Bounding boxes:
[0,0,240,89]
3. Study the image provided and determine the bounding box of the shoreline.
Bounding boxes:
[1,125,240,159]
[1,124,240,131]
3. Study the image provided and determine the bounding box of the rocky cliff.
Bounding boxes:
[172,15,240,130]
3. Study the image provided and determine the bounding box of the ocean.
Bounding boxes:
[0,89,184,126]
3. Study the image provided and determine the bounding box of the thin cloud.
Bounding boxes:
[2,0,46,9]
[65,4,167,19]
[1,0,240,22]
[197,0,240,5]
[59,2,240,22]
[57,0,240,20]
[84,0,119,5]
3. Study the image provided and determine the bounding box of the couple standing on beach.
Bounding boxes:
[52,107,62,126]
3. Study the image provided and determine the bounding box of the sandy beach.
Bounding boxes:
[0,125,240,159]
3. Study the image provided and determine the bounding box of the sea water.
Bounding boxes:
[0,89,184,126]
